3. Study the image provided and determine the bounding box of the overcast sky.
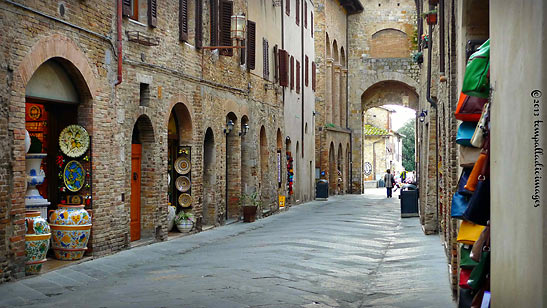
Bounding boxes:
[384,104,416,131]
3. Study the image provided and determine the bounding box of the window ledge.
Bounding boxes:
[128,18,148,28]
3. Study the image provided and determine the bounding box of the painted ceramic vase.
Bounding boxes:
[49,204,92,261]
[167,205,176,232]
[25,153,50,218]
[25,211,51,275]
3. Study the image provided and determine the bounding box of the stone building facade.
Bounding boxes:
[0,0,287,282]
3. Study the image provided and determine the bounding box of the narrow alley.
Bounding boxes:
[0,192,454,308]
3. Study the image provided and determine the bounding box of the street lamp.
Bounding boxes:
[231,15,246,41]
[224,120,234,135]
[239,123,249,136]
[419,110,428,122]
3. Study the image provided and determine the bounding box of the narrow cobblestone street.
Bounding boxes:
[0,190,455,308]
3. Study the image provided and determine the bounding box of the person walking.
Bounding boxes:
[384,169,394,198]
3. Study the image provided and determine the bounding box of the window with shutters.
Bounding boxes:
[311,12,313,37]
[273,45,279,83]
[219,0,233,56]
[305,55,309,87]
[180,1,199,46]
[278,49,289,87]
[246,21,256,70]
[290,56,294,90]
[209,0,218,47]
[304,2,307,29]
[263,38,270,79]
[123,0,155,27]
[148,0,157,27]
[286,0,290,16]
[122,0,138,20]
[179,0,189,42]
[312,61,316,91]
[296,0,300,26]
[296,60,300,93]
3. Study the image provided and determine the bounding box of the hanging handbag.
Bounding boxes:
[456,122,479,147]
[459,268,473,289]
[470,102,490,148]
[457,220,485,245]
[471,224,490,262]
[462,39,490,98]
[464,152,488,192]
[467,250,490,290]
[463,178,490,226]
[460,245,479,268]
[455,93,488,122]
[452,168,473,218]
[459,145,481,167]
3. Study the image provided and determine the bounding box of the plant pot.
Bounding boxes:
[176,219,194,232]
[426,13,437,25]
[243,206,257,223]
[49,204,92,260]
[25,211,50,275]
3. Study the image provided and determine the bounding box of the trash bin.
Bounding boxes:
[399,184,418,217]
[316,179,328,200]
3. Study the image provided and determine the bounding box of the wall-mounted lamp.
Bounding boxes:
[224,120,234,134]
[239,123,249,136]
[419,110,428,122]
[203,14,246,50]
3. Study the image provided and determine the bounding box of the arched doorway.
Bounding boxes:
[285,136,293,201]
[337,143,343,194]
[295,141,300,201]
[276,129,283,193]
[203,128,216,226]
[240,116,250,195]
[259,126,268,202]
[130,115,156,241]
[329,142,336,195]
[225,112,239,221]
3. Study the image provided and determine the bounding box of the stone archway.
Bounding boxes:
[203,128,216,226]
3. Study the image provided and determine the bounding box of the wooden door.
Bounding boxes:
[130,144,142,241]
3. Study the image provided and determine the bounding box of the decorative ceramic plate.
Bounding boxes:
[178,193,192,207]
[59,125,90,158]
[63,160,85,192]
[176,176,191,192]
[174,156,191,174]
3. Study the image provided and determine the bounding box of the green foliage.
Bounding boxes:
[397,118,416,171]
[175,210,194,224]
[238,192,262,208]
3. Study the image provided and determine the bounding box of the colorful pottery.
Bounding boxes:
[178,193,192,207]
[175,176,191,192]
[58,124,90,158]
[176,219,194,233]
[25,211,51,275]
[49,204,92,261]
[167,205,176,232]
[25,153,50,218]
[63,160,85,192]
[174,156,191,174]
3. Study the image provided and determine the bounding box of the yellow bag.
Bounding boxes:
[457,220,485,245]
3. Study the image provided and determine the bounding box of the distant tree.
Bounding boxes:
[397,118,415,171]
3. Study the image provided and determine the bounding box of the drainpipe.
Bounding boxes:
[439,0,445,75]
[346,13,352,193]
[426,21,439,232]
[416,0,422,52]
[301,0,304,159]
[115,0,123,86]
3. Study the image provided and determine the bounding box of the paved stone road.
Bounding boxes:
[0,190,456,308]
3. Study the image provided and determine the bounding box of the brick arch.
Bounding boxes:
[16,34,98,99]
[360,79,419,111]
[166,94,194,125]
[370,28,410,58]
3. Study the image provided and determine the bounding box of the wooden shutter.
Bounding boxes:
[296,0,299,26]
[263,39,269,79]
[311,12,313,37]
[247,20,256,70]
[179,0,189,42]
[240,39,246,65]
[273,45,279,83]
[195,0,203,48]
[305,55,309,87]
[122,0,132,16]
[278,49,289,87]
[286,0,290,16]
[296,60,300,93]
[312,61,316,91]
[290,56,294,90]
[148,0,157,27]
[304,2,307,28]
[210,0,218,47]
[219,0,233,56]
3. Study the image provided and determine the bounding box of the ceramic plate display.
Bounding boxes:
[63,160,85,192]
[178,193,192,207]
[59,125,90,158]
[174,156,191,174]
[176,176,191,192]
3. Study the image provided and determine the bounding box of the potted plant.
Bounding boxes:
[422,10,437,25]
[239,192,262,223]
[412,51,423,64]
[175,210,194,232]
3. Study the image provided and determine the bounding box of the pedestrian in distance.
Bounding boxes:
[384,169,395,198]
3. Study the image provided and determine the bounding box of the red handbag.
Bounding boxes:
[459,268,473,289]
[455,93,488,122]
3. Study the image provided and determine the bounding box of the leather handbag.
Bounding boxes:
[457,220,485,245]
[470,102,489,148]
[451,191,470,219]
[457,122,479,147]
[459,145,481,167]
[462,39,490,98]
[471,224,490,262]
[460,245,479,268]
[467,251,490,290]
[459,268,473,289]
[464,152,488,192]
[455,93,488,122]
[463,178,490,226]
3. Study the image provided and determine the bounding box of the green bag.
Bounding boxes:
[462,39,490,98]
[460,245,479,268]
[467,250,490,290]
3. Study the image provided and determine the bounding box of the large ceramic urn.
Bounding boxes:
[49,204,92,260]
[25,211,51,275]
[25,153,50,218]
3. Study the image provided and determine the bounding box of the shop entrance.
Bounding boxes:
[130,144,142,241]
